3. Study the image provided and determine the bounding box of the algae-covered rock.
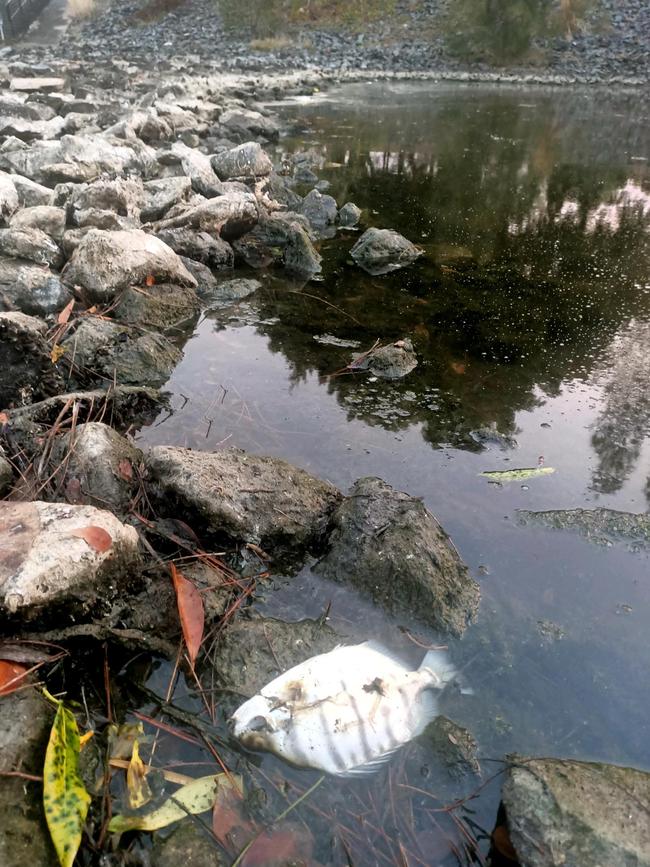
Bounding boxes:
[351,227,422,275]
[517,507,650,550]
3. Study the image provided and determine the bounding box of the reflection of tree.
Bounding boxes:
[590,319,650,495]
[264,88,650,451]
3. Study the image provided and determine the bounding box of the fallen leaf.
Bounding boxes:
[57,299,75,325]
[42,691,91,867]
[212,778,255,852]
[79,731,94,749]
[145,274,155,287]
[243,825,314,867]
[109,773,241,834]
[480,467,555,483]
[126,739,152,810]
[108,722,146,761]
[70,526,112,553]
[0,660,29,696]
[109,758,193,786]
[51,344,66,364]
[0,411,9,426]
[170,563,204,667]
[116,458,133,482]
[450,361,466,374]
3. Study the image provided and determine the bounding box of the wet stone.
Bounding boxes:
[350,227,423,275]
[356,339,419,380]
[112,281,200,332]
[0,311,64,408]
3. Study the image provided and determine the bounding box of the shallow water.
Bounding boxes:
[135,82,650,863]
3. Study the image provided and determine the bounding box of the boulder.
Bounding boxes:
[315,477,480,636]
[153,190,258,242]
[204,277,262,305]
[356,339,419,380]
[10,77,65,92]
[0,445,13,495]
[62,317,181,388]
[8,174,53,208]
[211,142,273,180]
[73,209,137,231]
[0,116,66,143]
[0,259,71,317]
[113,282,200,332]
[0,500,140,621]
[350,227,422,275]
[0,227,63,268]
[219,108,279,142]
[155,227,234,270]
[50,422,143,513]
[145,446,342,560]
[68,177,144,225]
[234,213,321,276]
[339,202,362,228]
[300,188,338,233]
[62,229,196,302]
[0,689,55,867]
[502,756,650,867]
[170,141,223,198]
[0,173,19,223]
[10,205,66,241]
[141,176,192,222]
[180,257,219,296]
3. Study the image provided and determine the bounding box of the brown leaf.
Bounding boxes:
[145,274,155,287]
[0,660,29,696]
[57,298,75,325]
[212,780,255,853]
[116,459,133,482]
[70,526,113,553]
[450,361,467,375]
[51,344,66,364]
[492,824,518,861]
[170,563,204,667]
[244,825,314,867]
[0,411,8,426]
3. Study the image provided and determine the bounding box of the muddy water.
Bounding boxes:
[136,83,650,863]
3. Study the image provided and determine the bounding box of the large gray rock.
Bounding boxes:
[316,477,480,636]
[203,277,262,306]
[62,317,181,388]
[141,176,192,222]
[10,205,66,241]
[0,500,140,621]
[153,190,258,242]
[502,756,650,867]
[338,201,362,228]
[62,229,196,302]
[145,446,342,560]
[234,212,321,276]
[211,141,273,180]
[170,141,223,198]
[0,259,71,317]
[8,174,53,208]
[50,422,143,513]
[300,188,338,233]
[0,116,65,143]
[0,173,19,223]
[0,227,63,268]
[0,689,55,867]
[113,282,200,332]
[219,108,279,142]
[356,339,419,380]
[67,177,144,225]
[180,257,219,296]
[155,227,234,270]
[351,227,423,275]
[0,134,158,185]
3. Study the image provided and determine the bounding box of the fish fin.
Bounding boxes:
[412,688,440,738]
[419,649,474,696]
[362,640,409,669]
[335,746,402,778]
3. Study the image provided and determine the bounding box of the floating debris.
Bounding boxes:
[480,467,555,483]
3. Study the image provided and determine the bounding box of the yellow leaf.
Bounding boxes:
[51,344,65,364]
[109,757,193,787]
[126,739,152,810]
[42,694,91,867]
[79,731,94,749]
[108,773,242,835]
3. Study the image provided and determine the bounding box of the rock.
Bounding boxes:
[113,282,200,332]
[8,174,53,208]
[50,422,143,513]
[315,477,479,637]
[211,141,273,180]
[214,615,340,698]
[10,205,66,241]
[0,689,55,867]
[151,821,225,867]
[262,173,303,211]
[300,188,338,231]
[219,108,279,141]
[155,227,234,270]
[419,717,481,781]
[68,177,144,225]
[204,277,262,305]
[357,339,419,380]
[62,229,196,302]
[0,500,141,621]
[141,176,192,222]
[10,77,65,92]
[0,445,13,495]
[74,208,137,231]
[153,190,258,242]
[350,227,423,275]
[0,228,63,268]
[502,756,650,867]
[0,116,66,143]
[0,259,71,317]
[234,213,321,276]
[170,141,224,198]
[517,508,650,551]
[0,173,19,223]
[468,424,518,451]
[145,446,341,561]
[339,201,362,227]
[62,318,181,388]
[180,256,219,295]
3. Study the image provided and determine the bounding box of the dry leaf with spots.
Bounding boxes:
[70,526,113,553]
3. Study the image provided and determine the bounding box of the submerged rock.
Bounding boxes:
[517,507,650,550]
[350,227,422,275]
[300,188,338,234]
[357,339,418,379]
[211,141,273,180]
[234,212,321,276]
[0,258,71,316]
[204,277,262,305]
[62,228,196,302]
[0,311,63,408]
[338,201,362,227]
[0,500,140,621]
[145,446,342,561]
[502,756,650,867]
[0,445,12,495]
[316,477,479,637]
[152,821,226,867]
[113,281,200,332]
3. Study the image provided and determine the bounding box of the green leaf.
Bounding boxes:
[480,466,555,482]
[42,693,91,867]
[108,773,242,834]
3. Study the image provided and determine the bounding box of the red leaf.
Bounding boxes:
[0,411,8,426]
[70,525,113,553]
[145,274,155,287]
[0,660,29,696]
[170,563,204,667]
[116,459,133,482]
[57,298,75,325]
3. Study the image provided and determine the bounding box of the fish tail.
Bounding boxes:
[419,649,474,695]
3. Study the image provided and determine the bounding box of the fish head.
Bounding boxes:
[229,693,289,754]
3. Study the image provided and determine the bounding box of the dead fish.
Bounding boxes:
[230,641,460,777]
